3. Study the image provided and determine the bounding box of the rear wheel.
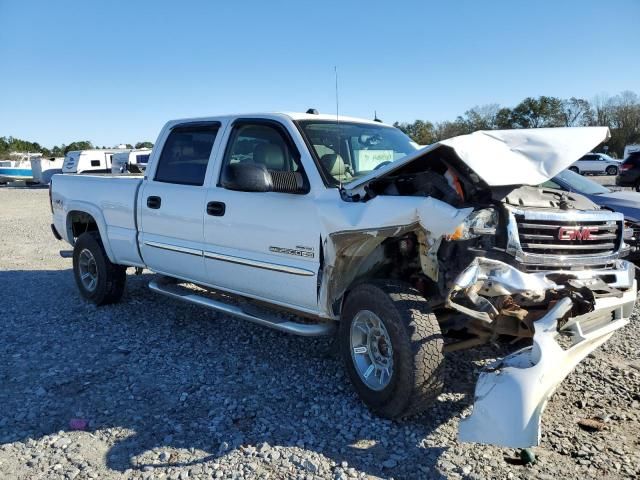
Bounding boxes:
[73,232,126,305]
[568,166,580,174]
[606,165,618,175]
[339,281,444,419]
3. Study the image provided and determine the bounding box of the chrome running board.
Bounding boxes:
[148,278,335,337]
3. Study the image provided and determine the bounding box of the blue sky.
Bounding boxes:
[1,0,638,147]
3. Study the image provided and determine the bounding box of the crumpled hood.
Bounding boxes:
[344,126,611,190]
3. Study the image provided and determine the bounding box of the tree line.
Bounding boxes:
[0,138,154,158]
[394,90,640,157]
[3,90,639,159]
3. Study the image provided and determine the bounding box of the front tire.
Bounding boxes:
[73,232,126,305]
[339,281,444,419]
[606,165,618,175]
[568,166,580,174]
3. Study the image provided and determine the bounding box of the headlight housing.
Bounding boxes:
[448,208,498,241]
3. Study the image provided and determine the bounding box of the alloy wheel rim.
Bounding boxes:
[350,310,394,391]
[78,248,98,292]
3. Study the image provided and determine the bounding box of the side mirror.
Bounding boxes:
[222,162,272,192]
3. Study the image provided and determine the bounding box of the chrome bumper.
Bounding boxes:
[453,258,637,447]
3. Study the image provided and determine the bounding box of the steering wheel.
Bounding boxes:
[374,161,392,170]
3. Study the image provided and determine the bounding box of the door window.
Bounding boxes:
[154,123,220,186]
[220,122,308,193]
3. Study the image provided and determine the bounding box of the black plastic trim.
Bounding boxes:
[51,223,62,240]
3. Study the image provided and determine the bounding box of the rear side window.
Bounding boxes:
[136,154,150,164]
[626,152,640,166]
[154,123,219,185]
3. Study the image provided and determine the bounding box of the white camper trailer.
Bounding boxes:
[31,157,64,184]
[111,149,152,174]
[62,149,128,174]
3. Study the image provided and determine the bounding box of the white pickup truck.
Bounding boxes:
[50,112,636,448]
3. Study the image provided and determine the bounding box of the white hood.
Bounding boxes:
[344,126,611,190]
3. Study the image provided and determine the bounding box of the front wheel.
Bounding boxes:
[568,166,580,174]
[73,232,127,305]
[339,281,444,419]
[606,165,618,175]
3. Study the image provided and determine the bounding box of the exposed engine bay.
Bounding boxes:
[336,149,632,355]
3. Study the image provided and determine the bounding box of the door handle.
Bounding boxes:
[147,196,161,209]
[207,201,226,216]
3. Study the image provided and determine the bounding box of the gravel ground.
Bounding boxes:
[0,186,639,480]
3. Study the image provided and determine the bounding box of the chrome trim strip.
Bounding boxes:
[143,240,203,257]
[508,206,623,223]
[149,278,334,336]
[204,251,315,277]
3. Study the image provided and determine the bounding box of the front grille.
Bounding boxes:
[515,216,621,257]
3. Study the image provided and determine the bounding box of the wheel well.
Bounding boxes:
[67,211,99,242]
[329,230,433,317]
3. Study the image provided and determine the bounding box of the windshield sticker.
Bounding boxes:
[356,150,394,170]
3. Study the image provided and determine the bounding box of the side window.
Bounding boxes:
[220,122,308,194]
[154,123,219,186]
[90,160,100,167]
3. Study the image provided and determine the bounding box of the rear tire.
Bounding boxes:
[73,232,126,305]
[339,281,444,419]
[568,166,580,174]
[606,166,618,175]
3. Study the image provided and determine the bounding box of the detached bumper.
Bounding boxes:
[458,278,636,448]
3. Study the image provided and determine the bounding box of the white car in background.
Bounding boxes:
[568,152,622,175]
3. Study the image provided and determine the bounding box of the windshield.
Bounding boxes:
[297,120,418,185]
[543,169,610,195]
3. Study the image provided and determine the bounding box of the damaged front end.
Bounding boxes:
[451,256,636,448]
[329,126,636,447]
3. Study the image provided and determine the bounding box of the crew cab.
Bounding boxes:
[50,113,637,448]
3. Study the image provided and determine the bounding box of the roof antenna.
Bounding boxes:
[374,110,382,123]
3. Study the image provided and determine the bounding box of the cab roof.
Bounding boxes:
[166,112,389,127]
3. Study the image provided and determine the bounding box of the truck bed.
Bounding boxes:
[50,174,144,267]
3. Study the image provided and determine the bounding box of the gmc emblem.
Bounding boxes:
[557,226,598,241]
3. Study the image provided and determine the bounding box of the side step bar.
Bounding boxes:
[148,278,336,337]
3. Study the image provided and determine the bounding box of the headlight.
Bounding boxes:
[448,208,498,241]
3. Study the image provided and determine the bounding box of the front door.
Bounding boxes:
[139,121,222,284]
[203,120,321,313]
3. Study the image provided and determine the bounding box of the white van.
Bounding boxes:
[111,149,152,174]
[62,149,128,174]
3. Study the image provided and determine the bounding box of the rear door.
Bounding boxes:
[139,121,222,284]
[202,119,321,313]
